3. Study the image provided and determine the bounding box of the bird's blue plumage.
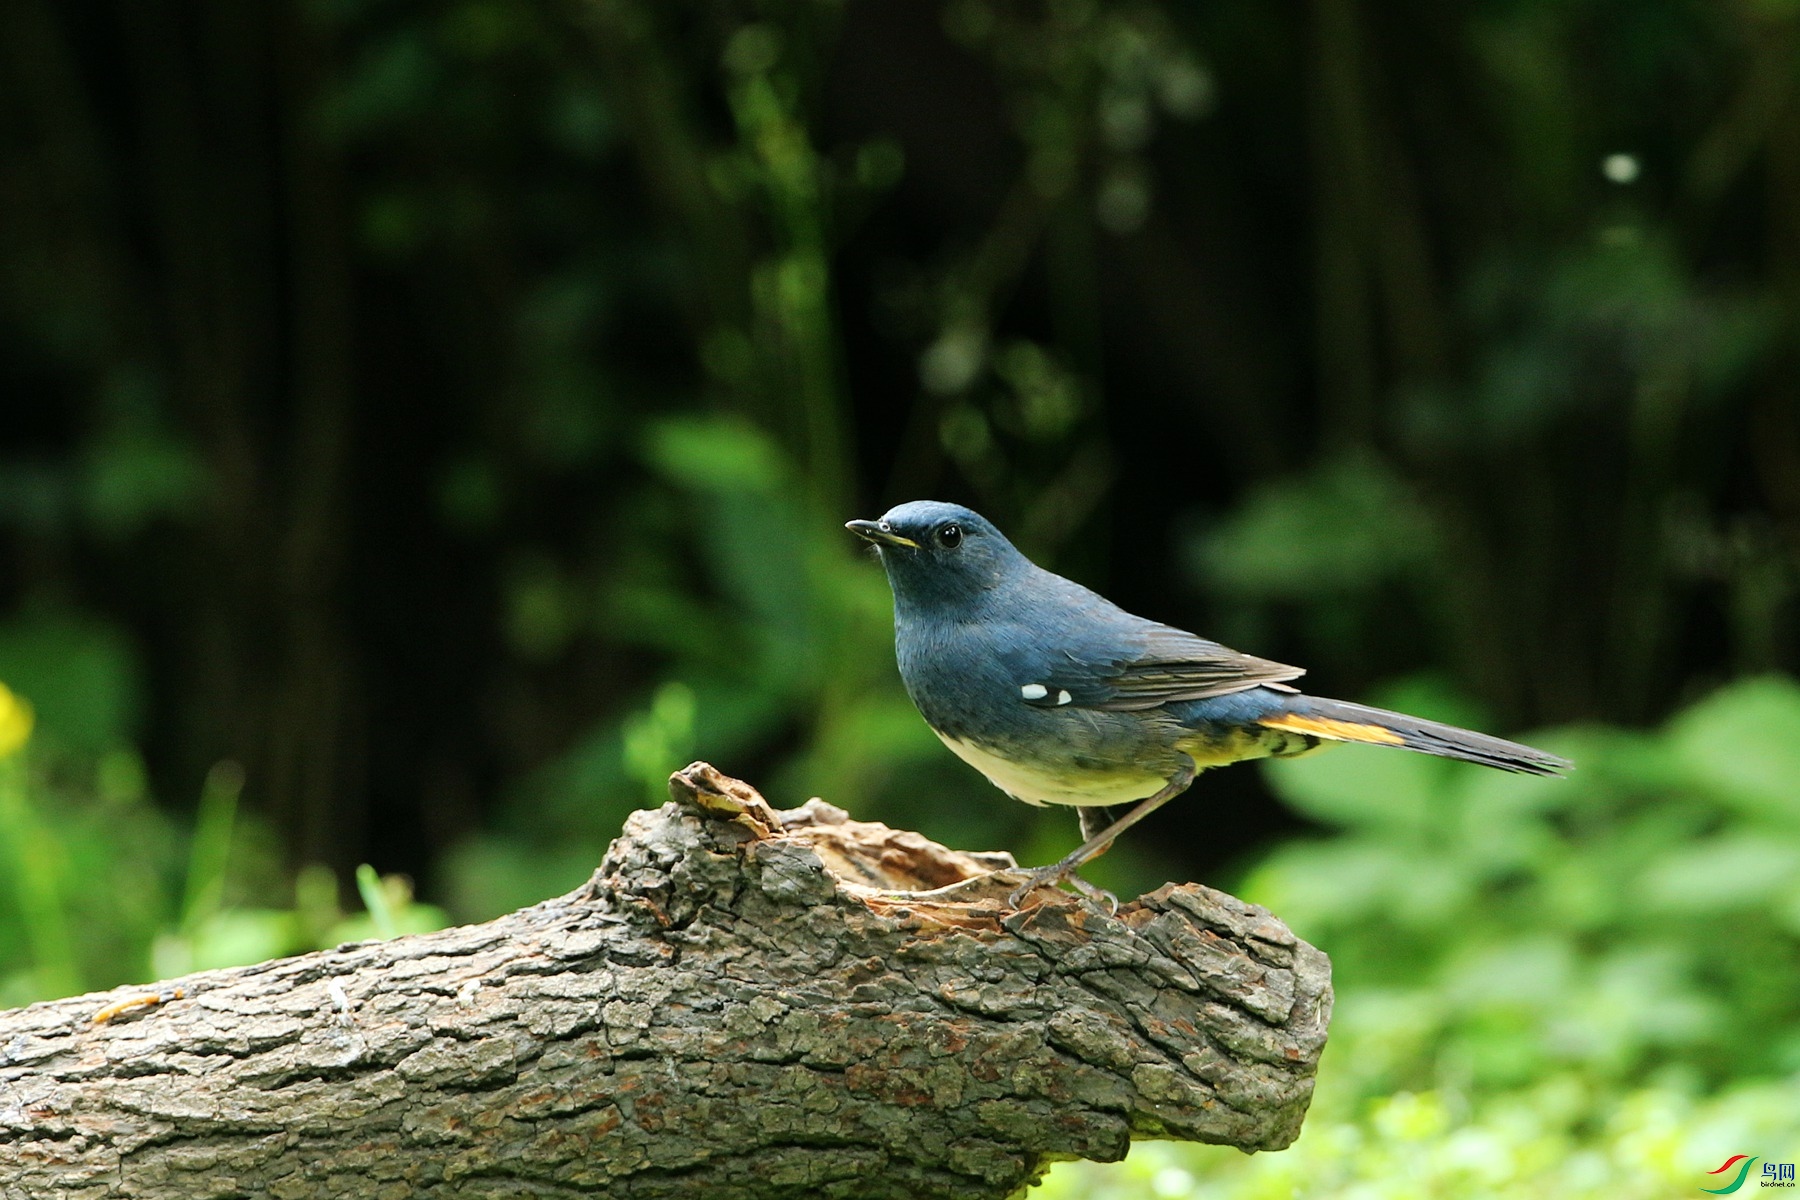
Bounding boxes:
[847,501,1569,813]
[845,500,1569,904]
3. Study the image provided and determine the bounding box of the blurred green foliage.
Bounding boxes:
[0,680,444,1008]
[1037,675,1800,1197]
[441,414,952,918]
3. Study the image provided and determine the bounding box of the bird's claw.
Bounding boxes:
[1065,872,1121,916]
[853,870,1016,904]
[850,863,1119,916]
[1005,863,1118,914]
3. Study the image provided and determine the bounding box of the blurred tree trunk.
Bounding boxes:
[0,765,1331,1199]
[0,0,364,865]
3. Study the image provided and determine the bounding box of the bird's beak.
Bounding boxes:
[845,519,919,549]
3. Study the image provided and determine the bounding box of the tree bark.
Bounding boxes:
[0,763,1332,1199]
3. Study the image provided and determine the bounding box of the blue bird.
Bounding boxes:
[847,500,1570,907]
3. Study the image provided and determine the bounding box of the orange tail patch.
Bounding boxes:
[1260,713,1406,746]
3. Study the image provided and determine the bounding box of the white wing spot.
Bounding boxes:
[1020,684,1048,701]
[1055,690,1072,705]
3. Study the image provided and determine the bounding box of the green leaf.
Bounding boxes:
[81,427,207,535]
[644,415,787,495]
[1243,837,1437,936]
[0,613,142,753]
[1637,835,1800,913]
[1262,742,1447,832]
[1194,454,1438,600]
[356,863,398,939]
[1666,676,1800,822]
[154,910,302,976]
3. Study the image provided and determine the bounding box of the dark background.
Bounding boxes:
[2,0,1795,912]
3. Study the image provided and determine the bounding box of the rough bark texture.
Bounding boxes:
[0,763,1332,1199]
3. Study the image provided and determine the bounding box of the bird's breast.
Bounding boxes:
[930,728,1174,807]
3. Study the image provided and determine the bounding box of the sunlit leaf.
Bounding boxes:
[1263,742,1448,833]
[645,416,787,495]
[1666,676,1800,822]
[1637,835,1800,913]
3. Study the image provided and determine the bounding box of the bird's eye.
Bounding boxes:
[937,523,962,548]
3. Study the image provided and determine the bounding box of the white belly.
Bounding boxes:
[934,731,1168,807]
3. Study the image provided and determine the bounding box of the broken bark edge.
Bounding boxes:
[0,762,1332,1200]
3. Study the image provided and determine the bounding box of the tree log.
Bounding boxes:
[0,763,1332,1199]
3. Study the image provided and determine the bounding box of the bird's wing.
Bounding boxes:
[1008,622,1306,711]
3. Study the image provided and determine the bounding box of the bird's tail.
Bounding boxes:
[1259,695,1571,776]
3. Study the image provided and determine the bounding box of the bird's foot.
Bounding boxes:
[1005,859,1118,914]
[850,864,1117,914]
[853,871,1016,904]
[845,854,1121,914]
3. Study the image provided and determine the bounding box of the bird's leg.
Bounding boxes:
[1077,805,1121,845]
[1008,756,1198,909]
[1058,807,1126,909]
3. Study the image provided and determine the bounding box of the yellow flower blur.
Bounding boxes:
[0,682,35,759]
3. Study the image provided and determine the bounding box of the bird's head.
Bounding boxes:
[845,501,1025,611]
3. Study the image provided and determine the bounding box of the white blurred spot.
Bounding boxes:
[327,978,354,1028]
[1602,153,1640,184]
[1056,690,1073,706]
[1152,1167,1196,1197]
[1021,684,1049,700]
